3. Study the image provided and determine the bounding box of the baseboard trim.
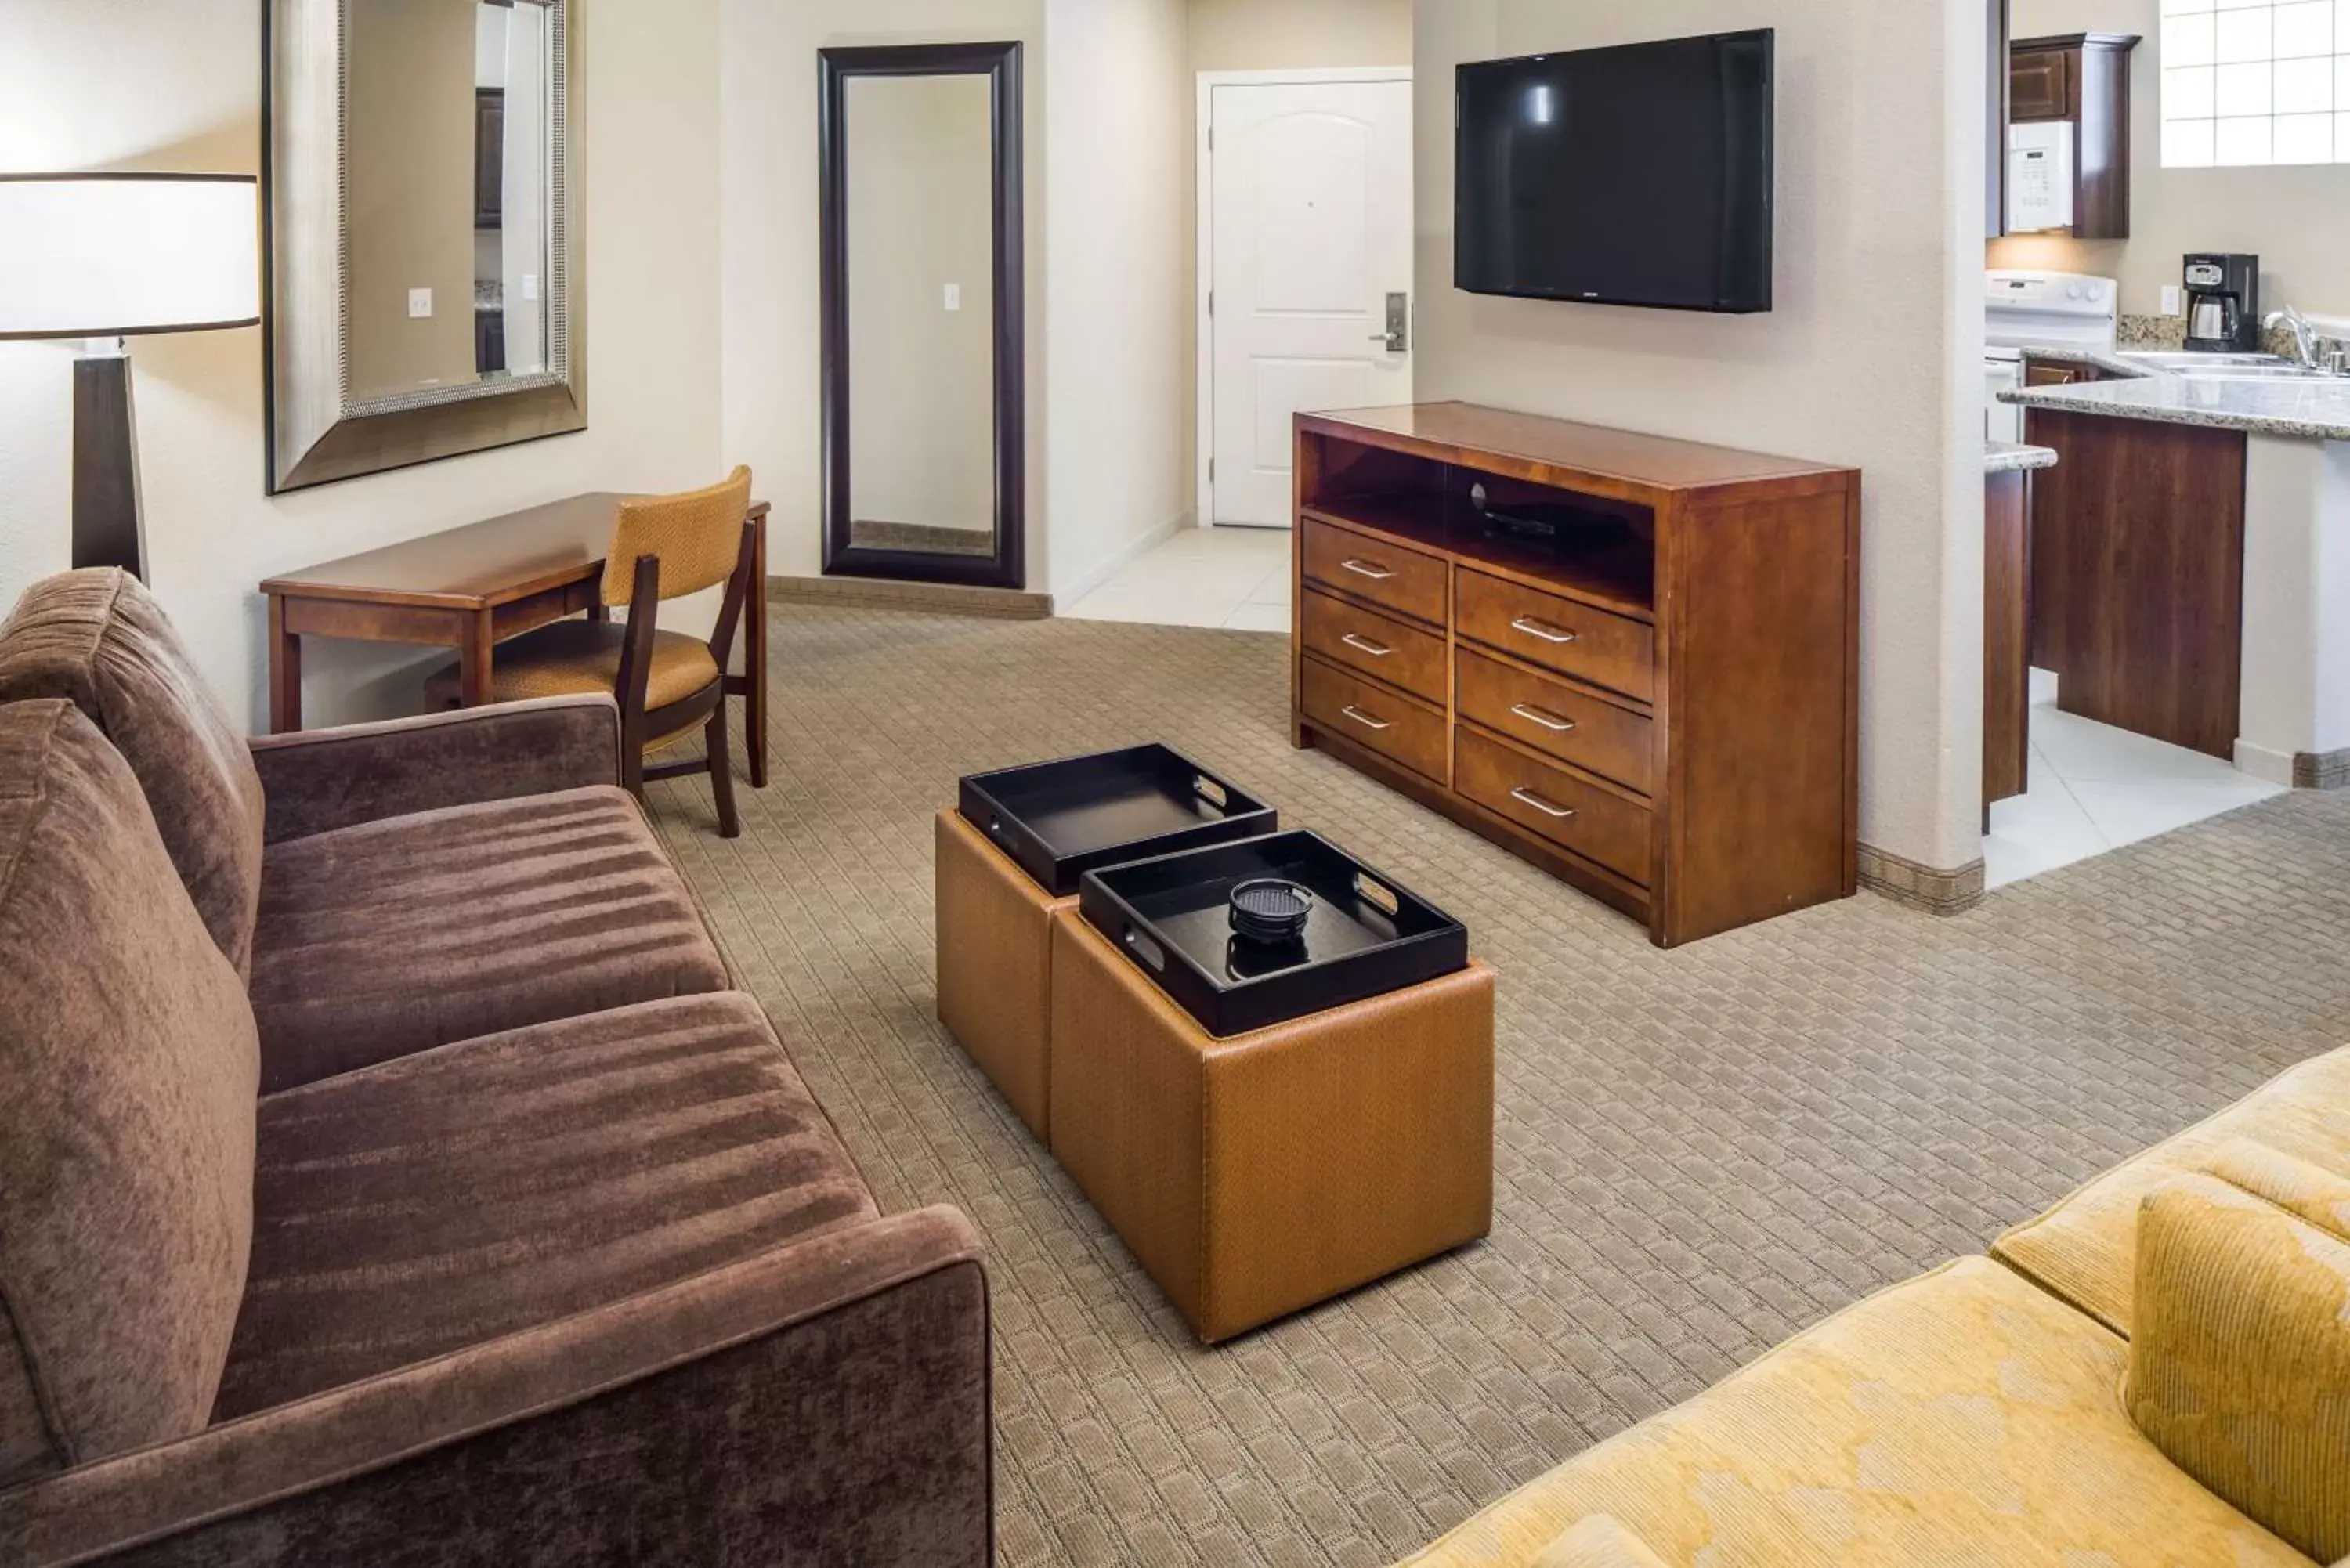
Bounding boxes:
[2294,747,2350,790]
[2234,738,2350,790]
[1052,511,1193,610]
[765,575,1053,620]
[1857,845,1987,916]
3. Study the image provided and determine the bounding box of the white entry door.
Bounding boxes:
[1208,77,1413,529]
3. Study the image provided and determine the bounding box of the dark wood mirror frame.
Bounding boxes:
[819,41,1026,591]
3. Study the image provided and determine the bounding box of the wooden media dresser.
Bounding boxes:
[1290,402,1860,948]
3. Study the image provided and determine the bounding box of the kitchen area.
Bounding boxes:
[1979,4,2350,888]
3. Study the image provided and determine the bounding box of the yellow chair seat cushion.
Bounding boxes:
[1398,1255,2315,1568]
[1993,1043,2350,1336]
[426,621,721,715]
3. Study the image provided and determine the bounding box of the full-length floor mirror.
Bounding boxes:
[819,42,1025,589]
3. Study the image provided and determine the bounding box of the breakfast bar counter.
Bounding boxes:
[2000,365,2350,786]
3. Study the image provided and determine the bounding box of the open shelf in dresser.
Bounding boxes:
[1291,401,1861,948]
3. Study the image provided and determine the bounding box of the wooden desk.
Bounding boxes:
[260,493,772,786]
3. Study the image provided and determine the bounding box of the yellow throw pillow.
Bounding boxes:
[1531,1515,1672,1568]
[2128,1169,2350,1563]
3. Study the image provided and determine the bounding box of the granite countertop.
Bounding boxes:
[1987,442,2059,474]
[2002,372,2350,442]
[2001,345,2149,379]
[2000,350,2350,441]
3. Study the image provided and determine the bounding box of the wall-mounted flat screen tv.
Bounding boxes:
[1455,30,1775,314]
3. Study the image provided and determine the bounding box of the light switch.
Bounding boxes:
[2160,284,2183,316]
[944,283,961,313]
[522,273,540,302]
[407,287,434,319]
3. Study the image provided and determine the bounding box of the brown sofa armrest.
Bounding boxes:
[248,695,624,844]
[2,1206,991,1568]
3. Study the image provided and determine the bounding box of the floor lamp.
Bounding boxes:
[0,174,260,582]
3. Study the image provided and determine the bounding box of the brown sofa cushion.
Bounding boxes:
[0,570,266,977]
[216,992,877,1419]
[0,701,258,1484]
[248,786,731,1091]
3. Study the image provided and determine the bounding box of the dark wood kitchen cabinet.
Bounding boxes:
[2023,408,2247,760]
[2010,33,2140,240]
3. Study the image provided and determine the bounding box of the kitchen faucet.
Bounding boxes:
[2265,305,2322,370]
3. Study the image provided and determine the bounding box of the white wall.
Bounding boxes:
[720,0,1049,586]
[1415,0,1990,874]
[1189,0,1412,73]
[1044,0,1194,601]
[1992,0,2350,318]
[0,0,727,732]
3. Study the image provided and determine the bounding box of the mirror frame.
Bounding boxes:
[263,0,586,494]
[819,42,1025,591]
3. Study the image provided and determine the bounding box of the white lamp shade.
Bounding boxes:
[0,175,259,339]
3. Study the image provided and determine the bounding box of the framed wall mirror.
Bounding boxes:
[819,42,1025,590]
[266,0,584,493]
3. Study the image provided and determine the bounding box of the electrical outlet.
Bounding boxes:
[2161,284,2183,316]
[407,287,433,320]
[944,283,961,313]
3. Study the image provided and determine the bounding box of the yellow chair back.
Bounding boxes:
[600,466,754,609]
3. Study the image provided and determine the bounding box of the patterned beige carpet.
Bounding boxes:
[644,605,2350,1568]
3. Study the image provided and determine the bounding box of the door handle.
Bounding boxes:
[1368,291,1410,353]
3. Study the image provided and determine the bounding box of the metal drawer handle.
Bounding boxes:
[1510,703,1577,734]
[1340,633,1394,658]
[1512,616,1579,645]
[1341,558,1397,582]
[1340,705,1394,732]
[1509,786,1577,820]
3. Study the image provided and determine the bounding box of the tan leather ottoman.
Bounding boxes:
[1048,908,1496,1343]
[935,807,1068,1140]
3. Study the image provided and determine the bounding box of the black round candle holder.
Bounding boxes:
[1228,878,1314,946]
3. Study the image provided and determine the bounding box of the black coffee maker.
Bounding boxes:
[2184,253,2261,353]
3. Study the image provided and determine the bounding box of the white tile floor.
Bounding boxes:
[1061,524,1292,631]
[1066,529,2284,894]
[1984,688,2287,891]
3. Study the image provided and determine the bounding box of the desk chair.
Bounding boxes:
[428,467,756,837]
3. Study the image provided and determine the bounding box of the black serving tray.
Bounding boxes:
[1079,831,1469,1037]
[959,745,1277,897]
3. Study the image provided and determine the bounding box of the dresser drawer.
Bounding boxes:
[1300,588,1447,705]
[1301,518,1448,626]
[1455,728,1652,887]
[1456,569,1654,703]
[1301,655,1447,782]
[1456,647,1654,796]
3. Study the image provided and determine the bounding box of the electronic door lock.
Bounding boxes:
[1368,292,1409,353]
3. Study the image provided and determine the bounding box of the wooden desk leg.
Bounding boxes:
[459,610,497,708]
[747,514,768,788]
[267,594,303,735]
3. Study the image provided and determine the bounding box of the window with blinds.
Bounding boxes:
[2160,0,2350,165]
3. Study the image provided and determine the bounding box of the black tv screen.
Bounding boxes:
[1455,31,1774,313]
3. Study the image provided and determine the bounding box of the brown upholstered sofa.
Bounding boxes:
[0,571,991,1566]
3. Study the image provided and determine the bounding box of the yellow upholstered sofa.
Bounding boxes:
[1401,1046,2350,1567]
